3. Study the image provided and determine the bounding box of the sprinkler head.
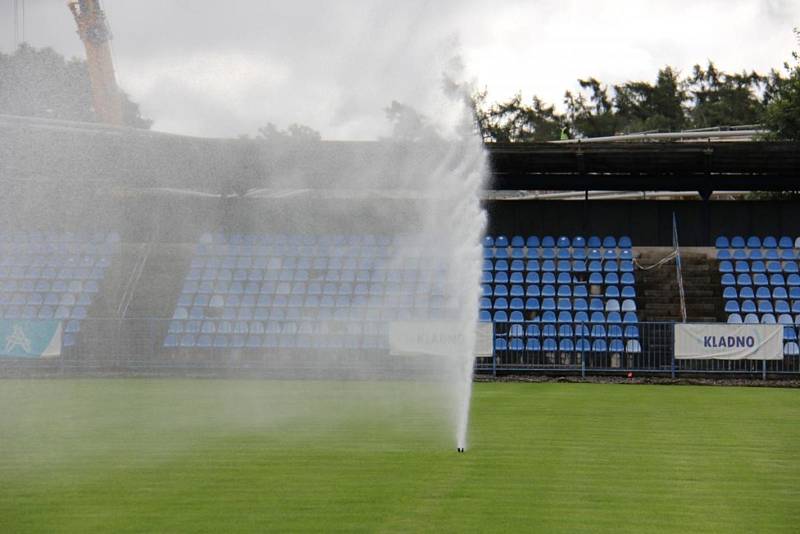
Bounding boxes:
[457,447,465,453]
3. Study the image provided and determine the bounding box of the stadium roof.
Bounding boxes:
[2,114,799,198]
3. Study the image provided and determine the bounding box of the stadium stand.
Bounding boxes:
[164,233,641,355]
[716,236,800,355]
[0,231,119,347]
[164,233,457,350]
[483,235,641,356]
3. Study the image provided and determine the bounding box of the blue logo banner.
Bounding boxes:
[0,320,62,358]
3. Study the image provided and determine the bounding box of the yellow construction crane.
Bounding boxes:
[67,0,124,126]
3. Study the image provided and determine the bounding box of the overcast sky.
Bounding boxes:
[2,0,798,139]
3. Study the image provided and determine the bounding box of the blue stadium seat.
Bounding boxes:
[761,314,777,324]
[746,236,761,249]
[727,314,743,324]
[590,311,605,324]
[730,236,745,249]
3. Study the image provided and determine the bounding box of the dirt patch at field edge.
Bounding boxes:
[474,375,800,388]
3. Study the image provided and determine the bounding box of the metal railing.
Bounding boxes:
[480,321,800,377]
[0,318,797,379]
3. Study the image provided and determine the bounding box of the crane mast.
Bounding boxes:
[67,0,124,126]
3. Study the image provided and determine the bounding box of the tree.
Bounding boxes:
[0,43,150,128]
[685,61,767,128]
[564,78,619,138]
[473,91,563,142]
[614,67,687,133]
[256,122,321,142]
[764,29,800,140]
[384,100,440,141]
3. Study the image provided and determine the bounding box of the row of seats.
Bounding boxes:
[200,233,393,246]
[717,250,798,260]
[165,333,389,350]
[494,337,642,353]
[724,300,800,314]
[715,236,799,249]
[724,287,800,299]
[719,261,799,273]
[485,235,632,249]
[0,305,88,320]
[168,319,385,335]
[727,313,800,326]
[0,266,108,281]
[186,269,446,283]
[0,231,120,243]
[483,284,635,298]
[721,274,800,286]
[483,259,634,271]
[174,308,451,323]
[482,298,637,312]
[484,249,634,261]
[483,310,639,323]
[498,323,640,339]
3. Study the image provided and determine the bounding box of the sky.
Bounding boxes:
[1,0,798,139]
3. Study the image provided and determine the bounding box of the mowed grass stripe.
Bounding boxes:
[0,381,798,532]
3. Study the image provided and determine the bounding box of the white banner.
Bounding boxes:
[389,321,493,358]
[674,323,784,360]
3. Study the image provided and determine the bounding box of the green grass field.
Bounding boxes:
[1,380,799,533]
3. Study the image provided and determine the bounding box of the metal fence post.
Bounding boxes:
[492,321,497,377]
[671,323,676,379]
[762,359,766,381]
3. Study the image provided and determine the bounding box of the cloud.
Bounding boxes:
[3,0,798,138]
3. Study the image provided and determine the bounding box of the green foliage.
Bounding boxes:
[686,62,767,128]
[565,78,619,138]
[614,67,687,133]
[764,29,800,140]
[475,37,800,141]
[257,122,321,141]
[0,43,150,128]
[474,91,562,142]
